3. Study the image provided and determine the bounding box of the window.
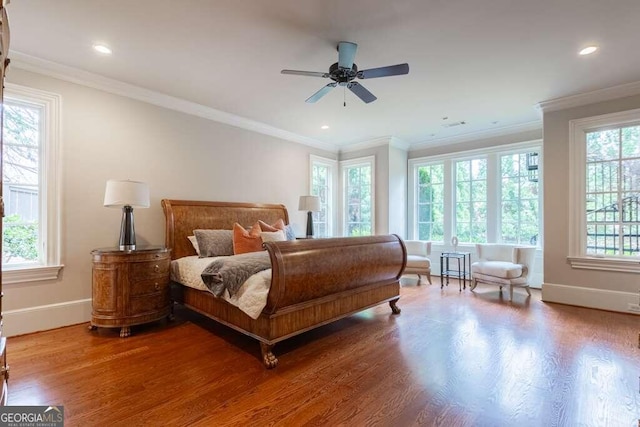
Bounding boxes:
[409,142,542,247]
[310,156,336,237]
[2,84,62,283]
[415,163,444,242]
[341,156,374,236]
[569,108,640,272]
[455,158,487,243]
[500,152,540,245]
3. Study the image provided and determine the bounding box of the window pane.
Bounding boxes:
[455,159,487,243]
[585,126,640,256]
[312,161,333,238]
[415,164,444,242]
[500,152,540,246]
[344,162,373,236]
[3,102,41,265]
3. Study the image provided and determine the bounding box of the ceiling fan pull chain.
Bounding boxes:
[344,86,346,107]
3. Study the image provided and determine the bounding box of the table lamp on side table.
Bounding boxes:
[298,195,321,238]
[103,179,150,250]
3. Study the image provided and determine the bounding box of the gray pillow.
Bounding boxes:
[285,224,296,241]
[194,229,234,257]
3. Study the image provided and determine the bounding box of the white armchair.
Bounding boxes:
[471,244,536,300]
[403,240,432,285]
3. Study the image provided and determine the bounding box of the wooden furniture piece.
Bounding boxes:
[90,246,171,337]
[440,251,471,291]
[0,1,10,406]
[162,199,407,368]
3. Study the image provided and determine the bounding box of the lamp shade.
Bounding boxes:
[298,195,321,212]
[103,180,150,208]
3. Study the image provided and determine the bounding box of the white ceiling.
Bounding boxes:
[7,0,640,150]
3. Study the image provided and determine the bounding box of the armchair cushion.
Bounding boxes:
[471,261,522,279]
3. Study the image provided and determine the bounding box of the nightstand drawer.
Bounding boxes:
[130,277,169,296]
[129,292,169,315]
[129,259,170,281]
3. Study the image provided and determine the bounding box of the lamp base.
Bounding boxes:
[306,211,314,238]
[119,205,136,251]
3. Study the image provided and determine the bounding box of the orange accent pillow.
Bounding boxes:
[232,222,264,254]
[258,218,286,233]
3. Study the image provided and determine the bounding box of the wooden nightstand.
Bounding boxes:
[89,246,171,337]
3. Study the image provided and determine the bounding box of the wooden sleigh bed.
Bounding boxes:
[162,199,406,368]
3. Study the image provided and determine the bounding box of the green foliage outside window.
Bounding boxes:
[2,214,38,263]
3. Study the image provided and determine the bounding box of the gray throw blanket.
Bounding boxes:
[201,251,271,297]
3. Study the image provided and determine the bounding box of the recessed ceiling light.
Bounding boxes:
[579,46,598,56]
[320,125,329,130]
[93,44,112,55]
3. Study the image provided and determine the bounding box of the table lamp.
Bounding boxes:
[104,179,150,250]
[298,195,321,238]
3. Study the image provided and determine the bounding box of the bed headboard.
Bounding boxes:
[161,199,290,260]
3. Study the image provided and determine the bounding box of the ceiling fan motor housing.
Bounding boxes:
[329,62,358,85]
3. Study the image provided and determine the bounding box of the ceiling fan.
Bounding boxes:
[281,41,409,105]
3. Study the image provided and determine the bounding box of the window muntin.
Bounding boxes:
[584,125,640,256]
[416,163,444,242]
[455,158,487,243]
[500,152,540,246]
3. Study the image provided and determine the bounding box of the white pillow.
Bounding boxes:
[260,230,286,243]
[187,235,201,255]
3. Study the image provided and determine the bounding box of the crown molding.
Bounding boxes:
[536,80,640,113]
[10,51,338,152]
[338,136,410,154]
[409,120,542,151]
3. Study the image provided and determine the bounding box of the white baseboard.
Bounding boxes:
[542,283,640,315]
[3,299,92,337]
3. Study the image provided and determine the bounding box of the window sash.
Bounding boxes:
[340,156,375,236]
[568,107,640,272]
[310,156,336,238]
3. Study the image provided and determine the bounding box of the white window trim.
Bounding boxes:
[3,83,63,284]
[309,155,338,237]
[568,107,640,273]
[408,140,543,250]
[340,156,375,236]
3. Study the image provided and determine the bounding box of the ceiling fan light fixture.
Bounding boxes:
[579,46,598,56]
[321,125,329,130]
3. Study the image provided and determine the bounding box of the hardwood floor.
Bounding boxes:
[8,280,640,426]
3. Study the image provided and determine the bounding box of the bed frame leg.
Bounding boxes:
[260,342,278,369]
[389,298,401,315]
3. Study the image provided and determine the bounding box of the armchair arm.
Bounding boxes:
[513,247,536,281]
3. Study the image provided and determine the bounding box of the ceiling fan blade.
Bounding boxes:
[306,83,337,103]
[338,41,358,69]
[348,82,377,103]
[358,63,409,79]
[281,69,329,78]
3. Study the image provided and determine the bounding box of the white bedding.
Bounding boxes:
[170,256,271,319]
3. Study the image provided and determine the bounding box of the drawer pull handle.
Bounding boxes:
[155,254,160,258]
[155,282,160,290]
[154,265,160,273]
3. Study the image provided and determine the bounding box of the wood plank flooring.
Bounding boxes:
[7,281,640,426]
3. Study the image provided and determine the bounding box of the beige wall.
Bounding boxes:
[543,94,640,295]
[4,68,336,335]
